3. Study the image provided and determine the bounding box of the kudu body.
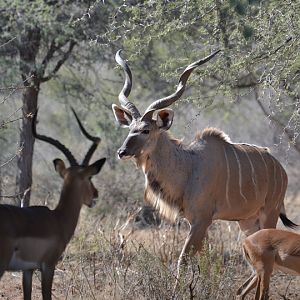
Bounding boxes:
[237,229,300,300]
[0,109,105,300]
[111,50,296,276]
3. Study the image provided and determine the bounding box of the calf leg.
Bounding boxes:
[253,252,274,300]
[236,273,257,299]
[255,270,271,300]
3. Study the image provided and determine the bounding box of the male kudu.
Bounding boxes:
[111,50,296,279]
[0,109,105,299]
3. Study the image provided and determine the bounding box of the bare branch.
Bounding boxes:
[253,87,300,154]
[0,146,23,168]
[254,37,293,61]
[0,37,17,49]
[40,40,76,82]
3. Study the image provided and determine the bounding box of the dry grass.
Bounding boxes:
[1,210,300,300]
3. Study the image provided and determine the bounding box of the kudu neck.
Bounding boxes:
[144,131,192,179]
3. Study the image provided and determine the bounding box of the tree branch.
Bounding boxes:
[254,36,293,61]
[40,40,76,82]
[253,87,300,154]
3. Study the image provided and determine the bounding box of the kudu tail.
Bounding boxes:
[280,204,298,229]
[280,213,298,229]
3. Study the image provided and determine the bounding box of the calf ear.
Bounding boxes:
[156,109,174,130]
[53,159,67,178]
[112,104,132,127]
[85,158,106,177]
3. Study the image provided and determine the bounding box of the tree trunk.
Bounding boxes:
[16,27,41,207]
[16,83,39,207]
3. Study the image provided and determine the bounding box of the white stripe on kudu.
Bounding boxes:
[244,150,257,202]
[253,146,268,176]
[277,166,284,209]
[223,145,231,207]
[231,145,248,202]
[269,155,278,204]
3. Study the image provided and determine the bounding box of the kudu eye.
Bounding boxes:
[142,129,150,134]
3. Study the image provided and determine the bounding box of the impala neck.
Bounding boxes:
[55,178,84,243]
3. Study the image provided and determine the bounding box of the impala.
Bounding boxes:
[111,50,297,279]
[0,109,106,300]
[237,228,300,300]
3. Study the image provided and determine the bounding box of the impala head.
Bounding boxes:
[32,109,106,208]
[112,50,220,160]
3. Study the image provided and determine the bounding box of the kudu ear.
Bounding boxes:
[84,158,106,177]
[156,109,174,130]
[112,104,132,128]
[53,159,67,178]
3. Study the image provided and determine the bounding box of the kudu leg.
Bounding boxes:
[238,217,260,237]
[41,264,55,300]
[23,270,33,300]
[177,220,211,268]
[173,219,212,295]
[259,209,279,230]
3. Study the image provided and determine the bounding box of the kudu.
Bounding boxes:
[0,109,106,300]
[237,228,300,300]
[111,50,296,277]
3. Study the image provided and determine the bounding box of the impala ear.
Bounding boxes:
[156,109,174,130]
[112,104,132,128]
[53,159,67,178]
[84,158,106,177]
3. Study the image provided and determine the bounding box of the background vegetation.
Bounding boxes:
[0,0,300,299]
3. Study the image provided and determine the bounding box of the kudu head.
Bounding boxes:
[32,109,106,208]
[112,50,220,160]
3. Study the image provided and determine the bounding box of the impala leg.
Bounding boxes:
[236,273,257,299]
[0,240,13,279]
[41,264,55,300]
[255,270,271,300]
[23,270,33,300]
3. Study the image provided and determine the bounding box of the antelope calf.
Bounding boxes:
[0,109,106,300]
[237,228,300,300]
[111,50,297,281]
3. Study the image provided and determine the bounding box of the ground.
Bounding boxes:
[0,197,300,299]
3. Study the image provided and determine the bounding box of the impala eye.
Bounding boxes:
[142,129,150,134]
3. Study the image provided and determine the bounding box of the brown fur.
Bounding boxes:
[195,127,231,143]
[0,160,105,299]
[237,229,300,299]
[114,99,295,285]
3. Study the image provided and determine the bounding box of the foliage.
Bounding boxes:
[103,0,300,147]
